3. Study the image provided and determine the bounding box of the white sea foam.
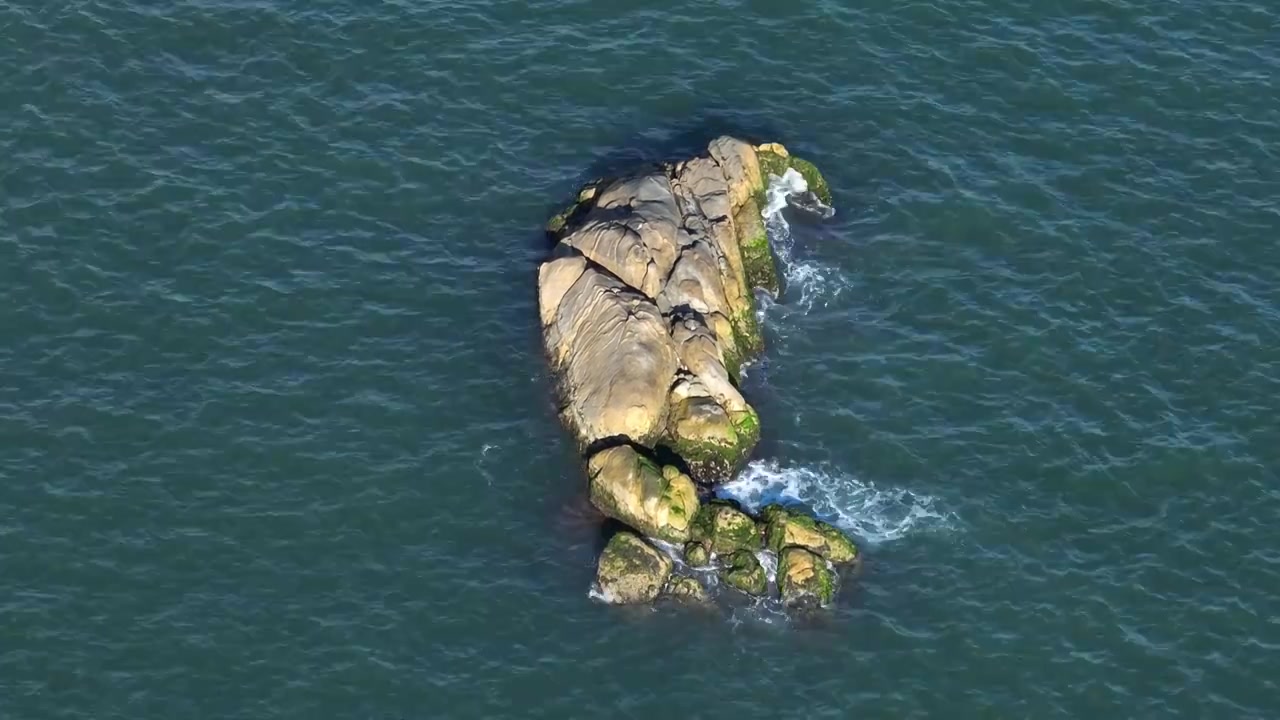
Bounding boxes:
[719,459,952,545]
[760,173,850,312]
[761,168,809,217]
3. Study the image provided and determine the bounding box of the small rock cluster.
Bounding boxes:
[537,136,858,611]
[596,500,859,609]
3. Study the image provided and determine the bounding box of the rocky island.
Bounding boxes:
[538,136,859,611]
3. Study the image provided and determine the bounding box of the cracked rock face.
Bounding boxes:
[540,262,679,449]
[537,137,772,461]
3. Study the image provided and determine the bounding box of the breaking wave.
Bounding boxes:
[759,170,851,312]
[719,459,953,546]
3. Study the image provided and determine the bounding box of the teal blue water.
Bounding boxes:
[3,1,1279,717]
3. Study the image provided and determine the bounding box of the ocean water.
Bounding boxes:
[3,0,1278,717]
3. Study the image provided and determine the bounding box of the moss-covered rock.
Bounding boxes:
[763,507,858,563]
[786,157,831,206]
[544,184,599,239]
[730,407,760,452]
[733,198,779,297]
[777,546,835,608]
[588,446,699,544]
[665,398,760,484]
[684,541,710,567]
[728,307,764,377]
[755,147,832,206]
[595,531,674,604]
[664,575,711,603]
[691,500,761,555]
[720,549,768,596]
[759,503,789,525]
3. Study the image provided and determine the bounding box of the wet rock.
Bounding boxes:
[777,546,835,608]
[684,541,710,567]
[762,505,858,564]
[720,549,768,596]
[664,575,711,604]
[691,500,761,554]
[595,531,674,604]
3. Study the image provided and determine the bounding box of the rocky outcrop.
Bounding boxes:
[537,136,854,614]
[538,137,787,475]
[595,531,674,604]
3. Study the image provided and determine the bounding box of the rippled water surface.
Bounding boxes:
[3,0,1279,717]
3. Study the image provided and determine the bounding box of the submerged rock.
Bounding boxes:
[595,531,674,604]
[720,549,768,596]
[786,190,835,220]
[762,505,858,564]
[691,500,761,555]
[777,546,835,608]
[664,575,711,604]
[588,446,698,544]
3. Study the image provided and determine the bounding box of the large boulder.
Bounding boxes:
[663,376,759,483]
[540,263,679,448]
[539,138,848,611]
[762,505,858,563]
[658,241,732,320]
[777,546,835,608]
[595,531,674,604]
[720,549,768,596]
[690,500,760,555]
[588,446,698,543]
[668,150,761,373]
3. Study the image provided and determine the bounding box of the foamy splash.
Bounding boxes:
[719,459,952,545]
[760,171,849,312]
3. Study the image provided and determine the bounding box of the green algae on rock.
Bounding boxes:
[691,500,761,555]
[664,575,711,604]
[684,541,710,567]
[664,399,760,484]
[755,146,832,206]
[720,549,768,596]
[733,197,779,297]
[763,505,858,564]
[777,546,835,608]
[595,531,674,604]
